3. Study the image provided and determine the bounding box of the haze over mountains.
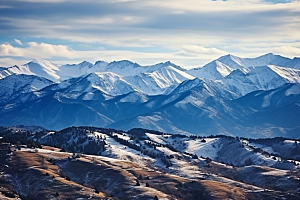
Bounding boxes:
[1,53,300,138]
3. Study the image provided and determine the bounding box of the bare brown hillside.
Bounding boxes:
[1,144,299,200]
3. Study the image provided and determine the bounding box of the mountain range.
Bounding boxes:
[1,53,300,138]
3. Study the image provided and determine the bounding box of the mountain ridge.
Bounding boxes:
[1,53,300,138]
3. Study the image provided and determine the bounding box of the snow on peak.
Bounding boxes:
[85,72,138,96]
[0,64,34,79]
[94,60,108,66]
[23,59,60,82]
[187,60,233,80]
[222,65,300,96]
[124,65,194,95]
[0,59,59,81]
[225,68,248,79]
[107,60,139,69]
[215,61,234,77]
[0,74,54,103]
[155,61,186,71]
[3,53,300,98]
[78,61,93,68]
[104,60,142,76]
[58,61,108,81]
[216,54,244,69]
[170,78,204,94]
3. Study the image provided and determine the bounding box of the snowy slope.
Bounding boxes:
[23,59,60,82]
[0,60,60,82]
[125,66,194,95]
[224,65,300,96]
[55,72,138,98]
[215,53,300,69]
[2,54,300,138]
[235,83,300,109]
[187,61,233,80]
[58,61,108,80]
[0,74,54,104]
[186,53,300,96]
[1,60,193,96]
[0,65,34,79]
[240,53,300,69]
[215,54,245,69]
[2,54,300,98]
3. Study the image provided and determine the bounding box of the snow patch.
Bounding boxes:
[285,84,300,96]
[185,138,220,160]
[262,91,276,108]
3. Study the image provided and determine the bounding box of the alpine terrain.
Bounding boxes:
[0,53,300,200]
[1,53,300,138]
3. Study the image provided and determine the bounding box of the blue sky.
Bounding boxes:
[0,0,299,68]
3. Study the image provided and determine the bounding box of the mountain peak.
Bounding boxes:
[215,54,244,69]
[110,60,134,65]
[256,53,276,59]
[162,60,176,66]
[27,59,53,66]
[263,53,274,56]
[170,77,204,94]
[162,61,185,71]
[22,59,60,82]
[225,69,247,79]
[220,54,240,60]
[107,60,141,69]
[79,60,92,65]
[77,61,93,69]
[26,59,58,68]
[94,60,108,65]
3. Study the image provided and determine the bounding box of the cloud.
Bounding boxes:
[0,42,74,59]
[14,39,22,45]
[0,41,214,68]
[273,46,300,57]
[1,0,299,41]
[178,45,227,57]
[0,0,299,67]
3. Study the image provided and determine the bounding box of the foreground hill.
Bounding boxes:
[0,126,299,199]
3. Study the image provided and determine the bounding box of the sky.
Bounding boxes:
[0,0,299,69]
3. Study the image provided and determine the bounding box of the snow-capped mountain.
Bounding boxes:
[58,61,106,80]
[56,72,138,98]
[0,60,193,96]
[1,53,300,138]
[213,53,300,69]
[0,64,34,79]
[236,83,300,109]
[0,74,54,104]
[124,65,194,95]
[187,53,300,96]
[187,61,233,80]
[0,59,60,82]
[223,65,300,96]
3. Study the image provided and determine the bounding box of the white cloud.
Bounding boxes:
[0,57,29,67]
[0,42,74,59]
[179,45,227,57]
[0,41,213,68]
[273,46,300,57]
[0,0,299,67]
[14,39,23,45]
